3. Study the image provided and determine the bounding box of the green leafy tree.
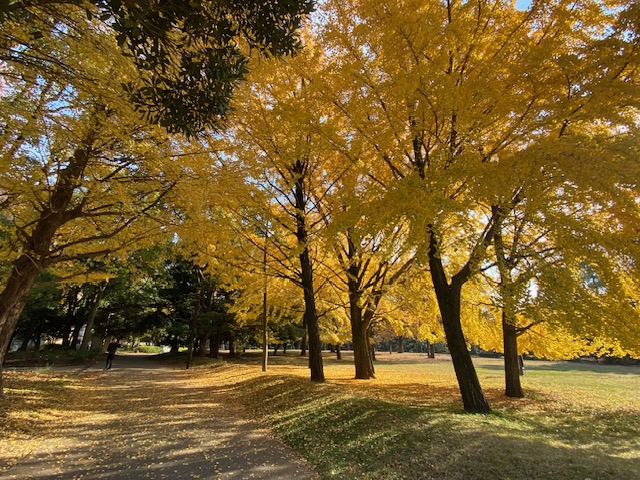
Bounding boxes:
[1,0,314,136]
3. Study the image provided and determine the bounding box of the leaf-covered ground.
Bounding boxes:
[2,352,638,479]
[1,355,317,479]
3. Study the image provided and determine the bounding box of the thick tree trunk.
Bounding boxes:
[170,336,179,354]
[347,234,375,379]
[436,282,491,413]
[494,214,524,398]
[197,331,209,356]
[503,317,524,398]
[398,336,405,353]
[336,344,342,360]
[429,235,491,414]
[0,256,42,397]
[61,320,74,348]
[352,321,374,378]
[297,260,322,380]
[349,288,375,380]
[70,320,82,350]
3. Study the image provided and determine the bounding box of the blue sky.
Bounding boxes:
[515,0,532,9]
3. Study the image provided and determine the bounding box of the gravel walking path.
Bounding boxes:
[3,354,318,480]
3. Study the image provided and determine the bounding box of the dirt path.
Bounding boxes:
[4,354,318,479]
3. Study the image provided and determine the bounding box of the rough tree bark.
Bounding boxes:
[348,256,375,379]
[293,160,324,382]
[0,130,96,397]
[502,318,523,397]
[494,215,525,398]
[428,230,492,414]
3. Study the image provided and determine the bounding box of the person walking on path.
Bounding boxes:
[104,337,121,370]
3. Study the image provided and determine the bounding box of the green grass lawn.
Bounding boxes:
[226,351,640,479]
[4,347,102,367]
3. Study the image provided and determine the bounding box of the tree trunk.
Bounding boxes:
[80,285,105,352]
[170,336,179,354]
[19,323,35,351]
[197,332,209,356]
[61,321,74,348]
[300,334,307,356]
[503,317,524,397]
[336,344,342,360]
[398,336,405,353]
[494,215,525,398]
[61,284,82,348]
[352,316,375,378]
[209,333,220,359]
[295,173,324,382]
[291,158,324,381]
[90,335,105,352]
[370,338,377,362]
[228,335,236,357]
[429,234,491,414]
[70,319,83,350]
[186,333,195,369]
[347,234,375,379]
[0,256,42,397]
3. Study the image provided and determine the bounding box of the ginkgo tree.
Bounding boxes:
[212,41,364,382]
[317,0,639,412]
[328,205,416,379]
[0,12,190,396]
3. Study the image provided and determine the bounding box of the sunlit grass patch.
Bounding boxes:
[224,353,639,479]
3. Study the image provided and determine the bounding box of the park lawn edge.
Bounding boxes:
[203,361,639,480]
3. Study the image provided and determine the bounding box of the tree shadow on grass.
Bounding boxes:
[233,373,640,480]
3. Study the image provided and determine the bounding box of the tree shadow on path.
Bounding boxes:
[4,354,317,480]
